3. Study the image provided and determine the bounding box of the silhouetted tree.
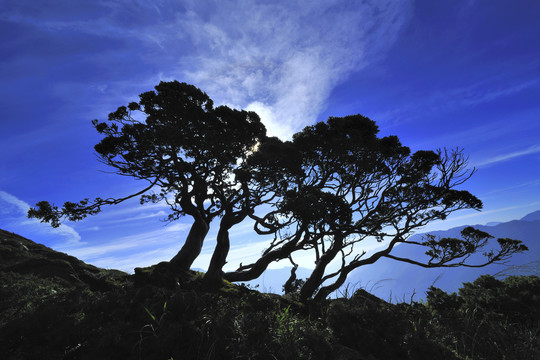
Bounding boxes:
[28,83,527,296]
[28,81,266,273]
[225,115,527,301]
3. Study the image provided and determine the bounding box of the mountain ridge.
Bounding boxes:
[346,210,540,300]
[249,209,540,300]
[521,209,540,222]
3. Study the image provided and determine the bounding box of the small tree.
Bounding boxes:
[28,81,266,274]
[225,115,527,301]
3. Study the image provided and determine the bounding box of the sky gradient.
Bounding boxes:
[1,0,539,274]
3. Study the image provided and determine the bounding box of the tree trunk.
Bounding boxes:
[298,261,327,302]
[204,221,231,285]
[204,208,252,285]
[313,270,349,302]
[313,235,404,301]
[170,215,210,270]
[299,235,343,302]
[283,264,299,294]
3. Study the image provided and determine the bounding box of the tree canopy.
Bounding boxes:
[29,82,527,300]
[223,115,527,300]
[29,81,266,275]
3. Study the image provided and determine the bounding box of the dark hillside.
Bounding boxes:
[1,230,538,359]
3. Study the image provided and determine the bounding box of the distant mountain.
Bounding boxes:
[346,210,540,301]
[247,210,540,300]
[521,209,540,222]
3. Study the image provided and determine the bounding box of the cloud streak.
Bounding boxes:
[443,202,540,224]
[0,191,81,245]
[376,75,540,134]
[475,144,540,168]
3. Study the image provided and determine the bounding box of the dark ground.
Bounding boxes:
[1,229,538,360]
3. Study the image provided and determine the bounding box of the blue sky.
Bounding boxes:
[1,0,539,274]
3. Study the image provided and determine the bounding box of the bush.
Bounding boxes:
[426,275,540,360]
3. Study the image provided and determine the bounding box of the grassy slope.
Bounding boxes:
[1,229,538,360]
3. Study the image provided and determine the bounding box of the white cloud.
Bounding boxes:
[0,0,414,273]
[101,210,169,225]
[481,179,540,197]
[90,246,178,273]
[70,200,171,228]
[2,1,411,139]
[474,144,540,168]
[0,190,81,245]
[221,240,273,271]
[445,203,540,224]
[175,0,411,139]
[163,222,191,232]
[60,224,189,259]
[0,190,29,215]
[455,79,540,107]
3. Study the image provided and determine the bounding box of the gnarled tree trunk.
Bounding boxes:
[205,209,251,285]
[204,222,231,285]
[170,214,210,270]
[299,235,343,302]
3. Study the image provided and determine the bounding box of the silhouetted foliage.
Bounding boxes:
[28,82,527,296]
[28,81,266,275]
[224,115,527,301]
[424,275,540,360]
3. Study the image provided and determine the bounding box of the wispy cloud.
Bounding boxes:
[163,222,191,233]
[0,191,81,245]
[222,240,274,271]
[416,201,540,234]
[481,179,540,197]
[60,224,189,260]
[70,200,172,231]
[90,246,180,273]
[448,77,540,108]
[2,0,411,139]
[175,0,412,139]
[446,203,540,224]
[97,210,169,226]
[0,191,28,214]
[412,113,538,150]
[474,144,540,168]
